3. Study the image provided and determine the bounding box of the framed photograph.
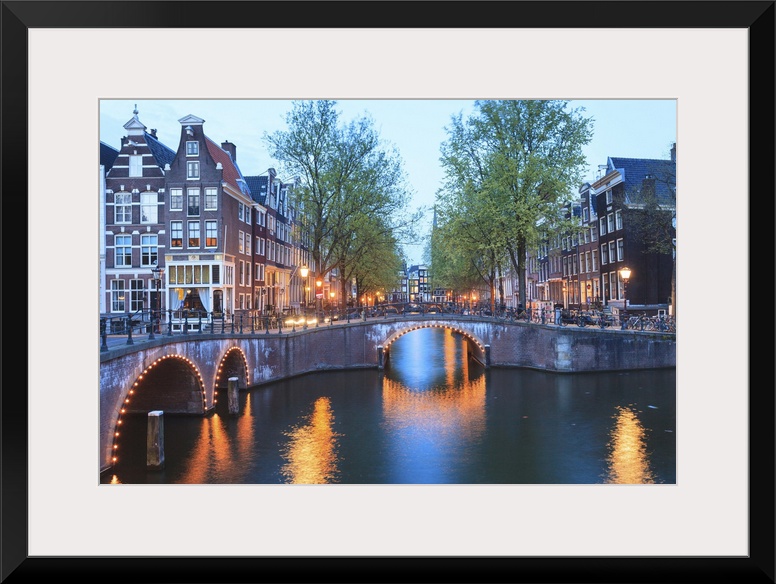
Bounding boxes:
[6,1,773,582]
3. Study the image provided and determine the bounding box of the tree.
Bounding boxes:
[265,100,420,295]
[438,100,593,308]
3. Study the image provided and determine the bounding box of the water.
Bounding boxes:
[102,328,675,484]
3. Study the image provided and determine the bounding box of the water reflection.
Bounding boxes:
[100,327,675,485]
[604,405,655,484]
[281,396,341,484]
[381,328,486,483]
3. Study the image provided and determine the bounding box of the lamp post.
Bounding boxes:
[619,266,631,329]
[300,265,309,328]
[329,290,335,324]
[151,265,164,336]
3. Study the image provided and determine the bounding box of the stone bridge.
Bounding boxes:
[99,316,675,472]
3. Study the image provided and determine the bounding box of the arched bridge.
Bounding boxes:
[99,315,675,472]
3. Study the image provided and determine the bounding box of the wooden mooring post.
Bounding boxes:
[146,410,164,470]
[228,377,240,415]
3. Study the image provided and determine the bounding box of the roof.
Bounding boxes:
[244,175,268,205]
[205,137,251,198]
[608,157,676,205]
[144,132,176,169]
[100,141,119,170]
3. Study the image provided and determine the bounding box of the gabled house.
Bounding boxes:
[104,107,175,319]
[591,144,676,315]
[163,114,255,330]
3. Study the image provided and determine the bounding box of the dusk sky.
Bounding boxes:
[100,99,676,265]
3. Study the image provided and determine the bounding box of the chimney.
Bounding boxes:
[150,129,157,138]
[670,142,676,163]
[221,141,236,162]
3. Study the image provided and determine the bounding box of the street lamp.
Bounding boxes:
[151,265,164,335]
[619,266,631,329]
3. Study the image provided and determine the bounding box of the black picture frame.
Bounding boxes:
[3,1,773,582]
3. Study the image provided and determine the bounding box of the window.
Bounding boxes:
[115,192,132,224]
[609,272,618,300]
[601,244,608,265]
[187,161,200,179]
[592,250,599,271]
[599,217,607,236]
[129,155,142,177]
[606,189,613,204]
[617,238,624,262]
[188,221,200,248]
[238,231,245,254]
[140,192,158,223]
[187,188,200,216]
[115,234,132,267]
[238,203,244,222]
[111,280,126,312]
[246,262,251,284]
[607,213,615,233]
[140,234,158,266]
[608,242,616,264]
[205,220,218,247]
[186,141,199,156]
[591,224,597,241]
[257,209,266,227]
[130,279,145,312]
[170,221,183,248]
[584,229,590,244]
[205,187,217,210]
[170,188,183,210]
[582,207,589,222]
[245,235,251,256]
[615,210,623,230]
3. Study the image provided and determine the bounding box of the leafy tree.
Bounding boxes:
[265,100,420,294]
[438,100,593,308]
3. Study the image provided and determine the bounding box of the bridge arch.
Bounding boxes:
[214,347,250,404]
[110,354,207,468]
[381,322,488,365]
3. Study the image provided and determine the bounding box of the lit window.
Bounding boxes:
[188,221,200,248]
[170,221,183,248]
[205,220,218,247]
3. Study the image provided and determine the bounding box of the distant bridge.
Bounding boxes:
[99,315,675,472]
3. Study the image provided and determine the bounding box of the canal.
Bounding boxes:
[101,327,676,485]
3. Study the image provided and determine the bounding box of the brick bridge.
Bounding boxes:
[99,315,675,472]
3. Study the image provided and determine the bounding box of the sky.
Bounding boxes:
[99,99,676,266]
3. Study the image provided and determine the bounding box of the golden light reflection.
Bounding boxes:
[604,405,655,484]
[281,397,340,484]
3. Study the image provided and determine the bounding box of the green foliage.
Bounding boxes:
[435,100,593,305]
[265,100,421,282]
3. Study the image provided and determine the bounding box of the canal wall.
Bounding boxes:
[99,318,675,473]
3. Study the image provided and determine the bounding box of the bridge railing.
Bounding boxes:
[100,304,674,351]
